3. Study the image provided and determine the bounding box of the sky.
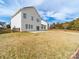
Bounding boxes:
[0,0,79,24]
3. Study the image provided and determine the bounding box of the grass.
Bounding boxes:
[0,30,79,59]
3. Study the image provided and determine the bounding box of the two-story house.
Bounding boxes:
[11,6,48,32]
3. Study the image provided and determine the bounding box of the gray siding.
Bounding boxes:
[21,7,41,31]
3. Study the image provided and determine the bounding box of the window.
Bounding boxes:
[44,26,46,29]
[23,13,27,19]
[31,25,33,29]
[41,26,43,29]
[25,24,28,29]
[36,26,40,31]
[29,24,30,29]
[25,24,33,29]
[37,18,40,22]
[31,16,33,21]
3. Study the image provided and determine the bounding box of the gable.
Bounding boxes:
[12,6,43,21]
[22,7,42,20]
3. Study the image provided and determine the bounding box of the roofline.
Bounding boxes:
[12,6,35,18]
[12,9,21,18]
[11,6,47,23]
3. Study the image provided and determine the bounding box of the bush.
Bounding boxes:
[0,28,11,34]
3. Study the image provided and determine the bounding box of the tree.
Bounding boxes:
[6,24,11,28]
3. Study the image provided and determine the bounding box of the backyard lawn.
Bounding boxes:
[0,30,79,59]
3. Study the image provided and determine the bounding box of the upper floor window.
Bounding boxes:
[29,24,30,29]
[31,16,33,21]
[37,18,40,22]
[23,13,27,19]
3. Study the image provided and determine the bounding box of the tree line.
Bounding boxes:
[50,18,79,31]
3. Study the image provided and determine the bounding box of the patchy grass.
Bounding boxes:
[0,30,79,59]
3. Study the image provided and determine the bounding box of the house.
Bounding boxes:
[11,6,48,32]
[0,25,2,28]
[0,22,5,28]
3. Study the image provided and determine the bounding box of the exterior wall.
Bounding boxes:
[11,12,21,31]
[41,20,48,31]
[0,25,2,28]
[11,7,48,32]
[21,7,41,31]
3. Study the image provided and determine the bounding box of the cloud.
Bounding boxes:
[0,0,5,4]
[0,0,79,23]
[39,7,78,23]
[0,0,45,23]
[36,0,79,23]
[38,5,79,23]
[50,7,75,20]
[0,0,44,16]
[21,0,44,7]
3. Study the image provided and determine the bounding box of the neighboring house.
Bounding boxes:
[11,6,48,32]
[0,25,2,28]
[0,22,5,28]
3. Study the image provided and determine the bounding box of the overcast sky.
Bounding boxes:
[0,0,79,23]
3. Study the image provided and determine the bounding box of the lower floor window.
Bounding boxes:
[25,24,28,29]
[29,24,30,29]
[31,25,33,29]
[25,24,33,29]
[41,25,46,30]
[44,26,46,29]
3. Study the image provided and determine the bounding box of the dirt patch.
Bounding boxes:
[70,48,79,59]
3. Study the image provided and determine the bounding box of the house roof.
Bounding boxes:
[12,6,41,19]
[12,6,48,24]
[0,25,2,27]
[12,6,35,18]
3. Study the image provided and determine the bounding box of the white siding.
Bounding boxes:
[41,20,48,30]
[11,7,48,32]
[11,12,21,31]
